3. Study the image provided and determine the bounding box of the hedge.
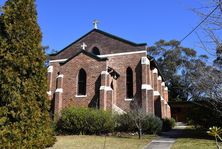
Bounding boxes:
[143,115,163,134]
[57,107,115,135]
[57,107,176,135]
[115,113,162,134]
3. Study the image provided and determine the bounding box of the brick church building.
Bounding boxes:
[47,28,171,119]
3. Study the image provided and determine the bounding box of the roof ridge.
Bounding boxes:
[94,29,147,46]
[49,29,147,56]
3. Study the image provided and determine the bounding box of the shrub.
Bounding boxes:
[142,115,163,134]
[114,113,162,134]
[187,106,222,129]
[57,107,114,135]
[57,107,86,134]
[85,109,115,134]
[207,126,222,149]
[114,113,137,132]
[162,118,175,132]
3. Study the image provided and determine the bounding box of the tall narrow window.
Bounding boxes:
[92,47,100,55]
[126,67,133,98]
[77,69,87,95]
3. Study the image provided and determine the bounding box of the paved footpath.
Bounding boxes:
[144,125,186,149]
[144,137,175,149]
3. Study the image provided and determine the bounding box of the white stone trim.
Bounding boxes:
[47,91,52,95]
[98,50,147,58]
[112,104,126,114]
[164,87,168,91]
[154,91,160,96]
[161,97,164,101]
[141,84,153,90]
[55,88,63,93]
[125,98,133,101]
[158,76,162,81]
[152,68,158,74]
[100,86,112,91]
[47,66,53,73]
[141,57,150,65]
[75,95,87,97]
[161,82,165,86]
[49,59,68,63]
[57,74,64,78]
[49,51,147,62]
[101,71,109,75]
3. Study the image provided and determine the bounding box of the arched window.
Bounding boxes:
[126,67,133,98]
[77,69,87,95]
[92,47,100,55]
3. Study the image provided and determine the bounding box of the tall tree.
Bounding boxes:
[148,40,197,101]
[0,0,55,148]
[149,39,222,121]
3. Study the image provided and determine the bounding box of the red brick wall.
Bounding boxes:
[49,52,172,118]
[50,53,106,110]
[107,53,145,111]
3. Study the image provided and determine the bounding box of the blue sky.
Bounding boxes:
[0,0,216,57]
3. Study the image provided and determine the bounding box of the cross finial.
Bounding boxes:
[81,42,87,50]
[93,19,99,29]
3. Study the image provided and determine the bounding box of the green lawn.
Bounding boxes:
[172,138,216,149]
[48,128,220,149]
[48,135,155,149]
[171,127,217,149]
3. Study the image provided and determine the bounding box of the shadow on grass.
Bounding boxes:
[159,127,214,140]
[110,132,156,140]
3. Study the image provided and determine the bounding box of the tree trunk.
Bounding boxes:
[138,128,142,139]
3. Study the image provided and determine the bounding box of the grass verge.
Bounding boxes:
[171,127,216,149]
[172,138,215,149]
[48,134,155,149]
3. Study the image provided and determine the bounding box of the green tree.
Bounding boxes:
[148,40,197,101]
[0,0,55,148]
[149,39,222,123]
[148,40,221,101]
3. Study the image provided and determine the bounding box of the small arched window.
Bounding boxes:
[92,47,100,55]
[126,67,133,98]
[77,68,87,95]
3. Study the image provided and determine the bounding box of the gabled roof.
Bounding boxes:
[93,29,147,46]
[59,49,107,65]
[49,29,147,56]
